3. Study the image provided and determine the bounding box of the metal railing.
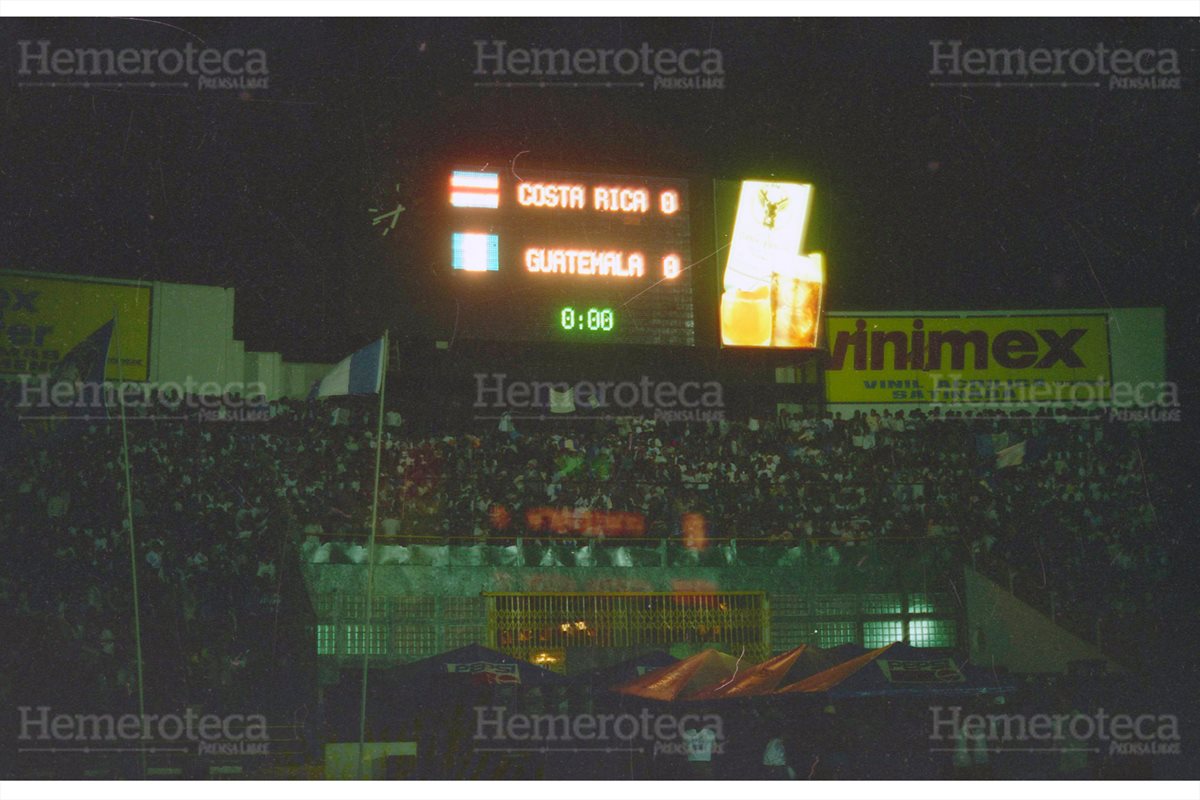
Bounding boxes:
[485,591,770,666]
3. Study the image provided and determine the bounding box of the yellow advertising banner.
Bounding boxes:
[824,314,1113,404]
[0,273,152,381]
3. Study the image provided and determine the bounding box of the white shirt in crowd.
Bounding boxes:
[762,737,787,766]
[682,727,717,762]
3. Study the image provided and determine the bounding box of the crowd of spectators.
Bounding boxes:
[0,379,1172,718]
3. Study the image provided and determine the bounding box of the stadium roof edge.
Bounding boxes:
[826,308,1164,316]
[0,268,233,293]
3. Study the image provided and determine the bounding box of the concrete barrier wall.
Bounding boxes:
[150,281,237,387]
[964,568,1119,673]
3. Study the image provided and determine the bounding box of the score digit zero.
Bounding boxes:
[560,307,615,332]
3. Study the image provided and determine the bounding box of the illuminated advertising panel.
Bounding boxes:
[446,165,693,346]
[0,272,152,381]
[720,180,824,348]
[824,313,1114,404]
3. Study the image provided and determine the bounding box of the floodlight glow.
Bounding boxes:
[720,180,825,348]
[445,165,694,346]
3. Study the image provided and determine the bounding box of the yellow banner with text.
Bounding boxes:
[824,314,1112,404]
[0,273,151,381]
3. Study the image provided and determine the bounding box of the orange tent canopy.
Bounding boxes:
[685,645,808,700]
[610,649,741,701]
[774,643,896,694]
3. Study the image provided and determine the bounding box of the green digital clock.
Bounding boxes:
[559,307,615,333]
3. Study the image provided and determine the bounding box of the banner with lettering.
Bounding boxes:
[877,657,965,684]
[446,661,521,685]
[0,273,151,381]
[825,313,1112,404]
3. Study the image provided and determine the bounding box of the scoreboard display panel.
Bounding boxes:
[447,165,694,346]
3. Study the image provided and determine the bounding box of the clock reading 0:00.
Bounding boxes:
[560,307,615,332]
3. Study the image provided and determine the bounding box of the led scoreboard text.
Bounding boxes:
[448,165,694,346]
[515,182,680,215]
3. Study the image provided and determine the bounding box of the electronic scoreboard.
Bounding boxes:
[446,165,694,346]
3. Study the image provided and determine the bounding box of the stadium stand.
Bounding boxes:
[0,381,1171,719]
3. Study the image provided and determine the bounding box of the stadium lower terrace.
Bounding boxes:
[2,384,1168,621]
[0,379,1178,777]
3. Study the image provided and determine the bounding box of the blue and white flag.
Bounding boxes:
[994,437,1050,469]
[975,432,1010,458]
[51,319,115,387]
[48,319,116,421]
[310,337,385,399]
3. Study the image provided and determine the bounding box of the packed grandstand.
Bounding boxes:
[0,378,1173,737]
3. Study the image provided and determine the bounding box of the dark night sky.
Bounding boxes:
[1,18,1196,372]
[2,16,1200,730]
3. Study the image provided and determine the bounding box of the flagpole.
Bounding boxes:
[114,306,147,780]
[357,330,389,779]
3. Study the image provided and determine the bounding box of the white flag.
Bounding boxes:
[550,386,575,414]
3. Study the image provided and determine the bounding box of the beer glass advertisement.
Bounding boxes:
[719,180,824,348]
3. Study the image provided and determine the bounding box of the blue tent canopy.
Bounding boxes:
[817,642,1018,699]
[569,650,680,690]
[399,644,569,689]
